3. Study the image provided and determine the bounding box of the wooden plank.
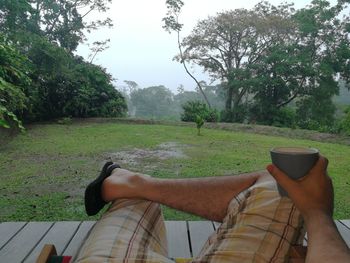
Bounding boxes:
[62,221,96,257]
[0,222,27,249]
[24,221,81,263]
[188,221,215,256]
[165,221,191,258]
[335,221,350,247]
[0,222,53,263]
[340,220,350,229]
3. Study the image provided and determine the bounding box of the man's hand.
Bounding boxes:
[267,156,350,263]
[266,155,334,222]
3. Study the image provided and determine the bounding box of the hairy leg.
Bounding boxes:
[102,169,265,222]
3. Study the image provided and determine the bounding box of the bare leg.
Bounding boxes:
[102,169,265,222]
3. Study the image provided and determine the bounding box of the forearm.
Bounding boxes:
[305,212,350,263]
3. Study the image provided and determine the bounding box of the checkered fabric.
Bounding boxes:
[73,199,171,263]
[73,176,304,263]
[193,176,305,262]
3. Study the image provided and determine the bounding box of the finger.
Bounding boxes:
[309,155,328,174]
[266,164,298,192]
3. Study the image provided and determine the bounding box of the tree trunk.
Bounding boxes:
[225,87,233,111]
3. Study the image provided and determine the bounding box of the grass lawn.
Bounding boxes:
[0,121,349,221]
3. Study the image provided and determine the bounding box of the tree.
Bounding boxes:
[0,0,126,124]
[0,0,113,53]
[195,115,204,136]
[246,0,350,129]
[124,80,139,93]
[25,38,126,120]
[162,0,211,108]
[180,2,295,121]
[0,35,31,129]
[62,60,127,118]
[292,0,350,129]
[130,85,176,118]
[89,39,110,63]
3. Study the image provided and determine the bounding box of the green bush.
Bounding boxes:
[248,103,296,128]
[339,106,350,136]
[221,105,247,123]
[0,36,31,130]
[271,108,296,128]
[181,100,219,122]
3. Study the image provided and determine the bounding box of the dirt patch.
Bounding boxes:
[104,142,188,167]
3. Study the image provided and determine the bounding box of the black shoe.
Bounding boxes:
[84,162,121,216]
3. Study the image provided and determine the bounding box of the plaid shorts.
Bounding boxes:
[73,176,304,263]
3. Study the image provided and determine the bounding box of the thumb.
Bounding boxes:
[266,164,298,192]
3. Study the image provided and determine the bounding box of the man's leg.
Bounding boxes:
[101,168,304,262]
[73,199,172,263]
[102,168,262,222]
[193,175,305,262]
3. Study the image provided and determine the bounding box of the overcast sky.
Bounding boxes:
[76,0,335,93]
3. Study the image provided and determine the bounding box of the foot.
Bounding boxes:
[84,162,120,216]
[101,168,151,202]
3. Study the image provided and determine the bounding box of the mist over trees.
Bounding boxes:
[119,82,225,120]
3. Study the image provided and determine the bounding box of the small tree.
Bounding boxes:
[338,106,350,136]
[195,115,204,136]
[162,0,211,108]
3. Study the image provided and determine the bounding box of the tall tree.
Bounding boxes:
[180,2,295,121]
[0,0,113,52]
[292,0,350,128]
[163,0,211,108]
[130,85,176,118]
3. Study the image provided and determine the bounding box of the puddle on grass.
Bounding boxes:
[104,142,188,167]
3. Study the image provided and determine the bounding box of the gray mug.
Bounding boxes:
[270,147,319,196]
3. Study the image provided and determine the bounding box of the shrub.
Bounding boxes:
[339,106,350,136]
[181,100,219,122]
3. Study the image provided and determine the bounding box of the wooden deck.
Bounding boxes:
[0,220,349,263]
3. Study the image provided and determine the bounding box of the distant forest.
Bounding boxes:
[119,80,350,121]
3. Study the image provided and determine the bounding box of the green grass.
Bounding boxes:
[0,121,349,221]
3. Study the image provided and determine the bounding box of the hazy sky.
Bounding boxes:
[76,0,333,92]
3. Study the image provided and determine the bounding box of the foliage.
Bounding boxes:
[129,86,176,119]
[179,0,350,130]
[296,90,336,131]
[181,100,219,122]
[339,106,350,135]
[0,36,31,129]
[195,115,204,136]
[123,83,224,120]
[0,0,113,52]
[15,36,127,121]
[180,2,295,119]
[0,0,126,126]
